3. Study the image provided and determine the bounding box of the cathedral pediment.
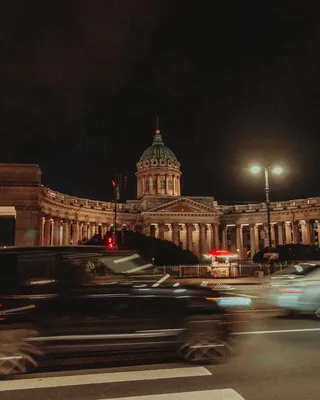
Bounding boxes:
[146,197,216,214]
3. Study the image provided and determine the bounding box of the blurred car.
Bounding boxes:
[0,246,251,376]
[265,262,320,315]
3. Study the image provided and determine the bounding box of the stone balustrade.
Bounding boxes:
[43,187,138,213]
[220,197,320,214]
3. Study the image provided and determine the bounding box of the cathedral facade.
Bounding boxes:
[0,127,319,259]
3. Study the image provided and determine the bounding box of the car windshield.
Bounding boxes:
[272,263,320,277]
[63,251,156,285]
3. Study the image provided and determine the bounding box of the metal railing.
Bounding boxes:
[154,263,285,278]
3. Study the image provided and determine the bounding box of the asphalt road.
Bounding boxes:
[1,308,320,400]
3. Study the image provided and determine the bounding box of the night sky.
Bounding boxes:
[1,0,319,204]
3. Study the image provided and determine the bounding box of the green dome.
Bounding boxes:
[139,134,177,162]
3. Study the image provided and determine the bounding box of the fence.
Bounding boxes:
[154,262,285,278]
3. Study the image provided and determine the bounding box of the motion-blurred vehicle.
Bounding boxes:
[0,246,251,376]
[265,262,320,315]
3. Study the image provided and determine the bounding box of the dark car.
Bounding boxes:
[0,246,251,375]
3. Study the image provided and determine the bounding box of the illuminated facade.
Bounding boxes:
[0,127,319,258]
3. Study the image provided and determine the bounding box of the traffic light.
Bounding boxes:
[106,237,114,250]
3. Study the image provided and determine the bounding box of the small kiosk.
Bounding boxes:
[204,249,238,278]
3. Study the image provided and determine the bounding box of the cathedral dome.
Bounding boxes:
[139,132,178,162]
[136,124,182,198]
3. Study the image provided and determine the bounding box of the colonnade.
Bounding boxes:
[39,217,112,246]
[137,174,181,197]
[143,222,219,257]
[37,216,320,260]
[222,219,320,259]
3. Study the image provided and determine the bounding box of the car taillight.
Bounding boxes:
[279,288,302,293]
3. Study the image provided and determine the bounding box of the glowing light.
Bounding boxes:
[273,167,283,175]
[250,166,261,174]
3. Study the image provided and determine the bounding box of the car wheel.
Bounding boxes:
[177,318,232,364]
[0,329,42,376]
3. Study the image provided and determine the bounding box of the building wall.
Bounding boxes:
[0,163,319,258]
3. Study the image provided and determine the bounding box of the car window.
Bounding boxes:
[62,252,153,286]
[0,254,19,294]
[17,252,58,286]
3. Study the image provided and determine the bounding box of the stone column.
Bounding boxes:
[165,174,169,194]
[82,223,88,239]
[59,223,63,245]
[284,222,292,244]
[303,220,313,245]
[192,224,200,256]
[254,224,260,252]
[88,223,93,239]
[277,222,284,245]
[71,221,78,245]
[92,223,96,236]
[39,216,45,246]
[186,223,193,251]
[270,224,276,246]
[148,176,153,194]
[102,224,108,237]
[63,220,70,245]
[249,224,256,257]
[221,225,227,249]
[214,223,219,249]
[236,224,244,259]
[52,219,60,246]
[44,217,51,246]
[199,223,206,255]
[206,224,213,251]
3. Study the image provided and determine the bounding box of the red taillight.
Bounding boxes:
[279,288,302,293]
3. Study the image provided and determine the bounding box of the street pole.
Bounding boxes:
[264,167,272,251]
[113,186,117,247]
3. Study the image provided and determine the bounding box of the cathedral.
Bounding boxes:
[0,126,319,259]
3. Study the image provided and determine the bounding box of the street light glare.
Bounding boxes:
[273,167,283,175]
[250,166,261,174]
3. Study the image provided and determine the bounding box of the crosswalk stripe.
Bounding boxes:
[0,366,211,392]
[100,389,246,400]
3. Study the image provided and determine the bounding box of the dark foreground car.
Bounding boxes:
[0,246,251,375]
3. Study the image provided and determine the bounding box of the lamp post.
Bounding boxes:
[250,165,283,250]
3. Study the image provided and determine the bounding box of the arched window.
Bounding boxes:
[145,178,150,191]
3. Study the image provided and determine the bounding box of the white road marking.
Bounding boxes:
[126,264,153,273]
[152,274,171,287]
[113,254,140,263]
[233,327,320,336]
[100,389,245,400]
[0,367,211,392]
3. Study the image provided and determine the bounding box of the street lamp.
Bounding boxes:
[250,165,283,250]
